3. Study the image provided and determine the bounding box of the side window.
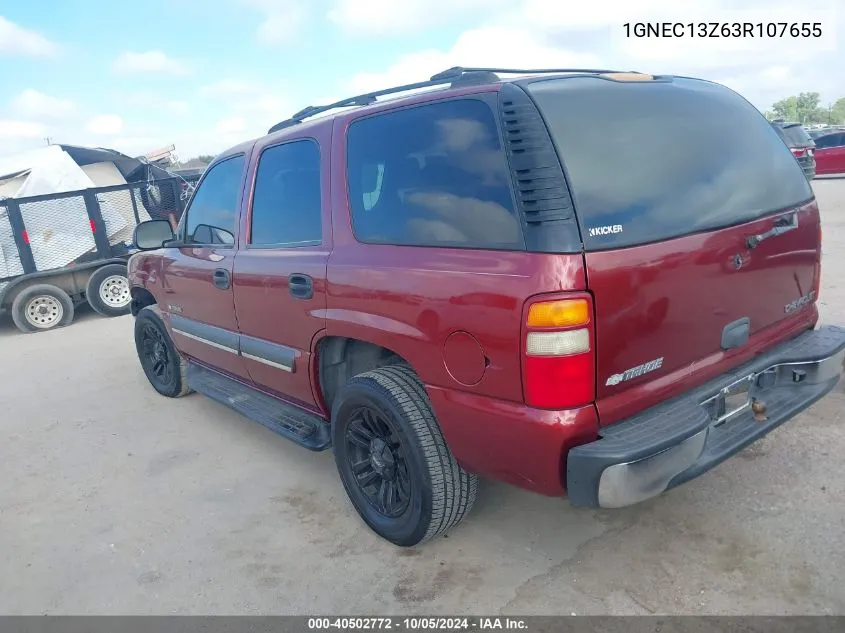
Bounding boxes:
[184,155,245,246]
[346,99,523,250]
[814,135,831,148]
[251,140,322,246]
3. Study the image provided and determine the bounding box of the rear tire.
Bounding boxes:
[11,284,75,333]
[134,305,191,397]
[332,364,477,547]
[86,264,131,317]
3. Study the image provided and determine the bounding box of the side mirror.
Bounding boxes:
[134,219,175,250]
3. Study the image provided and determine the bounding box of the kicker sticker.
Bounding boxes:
[588,224,623,237]
[605,357,665,386]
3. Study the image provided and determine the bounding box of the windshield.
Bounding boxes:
[526,77,814,250]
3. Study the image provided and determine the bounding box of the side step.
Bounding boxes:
[187,362,331,451]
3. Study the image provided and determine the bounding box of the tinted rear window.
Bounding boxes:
[778,124,813,147]
[527,77,814,250]
[345,99,524,250]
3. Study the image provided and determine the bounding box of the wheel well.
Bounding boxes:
[130,287,157,316]
[317,337,409,413]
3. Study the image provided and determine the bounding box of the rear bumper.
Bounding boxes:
[567,325,845,508]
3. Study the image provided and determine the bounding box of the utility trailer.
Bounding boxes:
[0,145,192,333]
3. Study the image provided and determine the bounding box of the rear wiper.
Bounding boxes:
[746,211,798,249]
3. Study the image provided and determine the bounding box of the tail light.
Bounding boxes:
[522,294,595,409]
[791,148,807,157]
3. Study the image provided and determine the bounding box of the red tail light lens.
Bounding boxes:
[791,148,806,157]
[523,295,595,409]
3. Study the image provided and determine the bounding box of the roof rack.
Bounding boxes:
[267,66,631,134]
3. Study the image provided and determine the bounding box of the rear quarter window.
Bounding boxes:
[345,98,524,250]
[526,77,814,250]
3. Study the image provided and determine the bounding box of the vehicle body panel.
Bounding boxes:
[814,133,845,175]
[231,126,335,411]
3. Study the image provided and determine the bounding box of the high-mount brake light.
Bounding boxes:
[600,72,654,81]
[523,296,596,410]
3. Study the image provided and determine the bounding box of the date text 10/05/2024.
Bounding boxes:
[623,22,822,38]
[307,618,528,630]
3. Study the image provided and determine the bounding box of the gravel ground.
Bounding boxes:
[1,177,844,615]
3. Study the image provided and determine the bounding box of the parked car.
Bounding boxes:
[812,131,845,175]
[128,67,845,547]
[771,121,816,179]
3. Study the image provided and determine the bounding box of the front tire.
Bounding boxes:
[134,305,191,397]
[86,264,131,317]
[332,364,477,547]
[11,284,75,333]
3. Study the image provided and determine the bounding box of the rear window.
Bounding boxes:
[526,77,814,250]
[777,124,814,147]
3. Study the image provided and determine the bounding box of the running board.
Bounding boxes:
[187,362,331,451]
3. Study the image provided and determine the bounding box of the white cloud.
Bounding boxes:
[246,0,308,45]
[11,90,74,119]
[200,79,261,98]
[166,101,191,115]
[200,78,293,130]
[86,115,124,135]
[0,119,47,139]
[328,0,510,34]
[214,117,248,136]
[344,26,602,95]
[341,0,843,112]
[0,17,58,57]
[110,137,164,155]
[112,50,191,75]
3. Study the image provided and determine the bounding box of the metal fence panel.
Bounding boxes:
[0,177,187,281]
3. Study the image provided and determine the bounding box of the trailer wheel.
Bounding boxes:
[86,264,131,317]
[11,284,75,333]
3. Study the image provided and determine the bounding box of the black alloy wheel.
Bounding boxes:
[345,405,412,518]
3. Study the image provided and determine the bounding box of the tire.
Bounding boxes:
[86,264,131,317]
[140,181,177,220]
[134,305,191,398]
[332,364,477,547]
[11,284,75,333]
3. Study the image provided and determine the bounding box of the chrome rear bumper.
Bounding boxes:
[567,325,845,509]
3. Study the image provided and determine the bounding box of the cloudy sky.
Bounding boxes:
[1,0,841,159]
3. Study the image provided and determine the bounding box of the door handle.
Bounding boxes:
[289,274,313,300]
[213,268,231,290]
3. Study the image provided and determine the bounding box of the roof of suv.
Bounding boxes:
[214,67,657,161]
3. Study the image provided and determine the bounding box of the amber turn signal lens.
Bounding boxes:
[527,299,590,328]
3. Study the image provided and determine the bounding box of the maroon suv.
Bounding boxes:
[128,67,845,547]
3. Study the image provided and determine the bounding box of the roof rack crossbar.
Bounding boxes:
[268,75,464,133]
[267,66,637,134]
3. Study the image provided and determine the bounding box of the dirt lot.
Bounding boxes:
[2,178,844,616]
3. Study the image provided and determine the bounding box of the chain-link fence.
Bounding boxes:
[0,177,188,285]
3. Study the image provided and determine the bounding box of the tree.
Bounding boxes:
[771,92,824,123]
[830,97,845,125]
[196,154,215,164]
